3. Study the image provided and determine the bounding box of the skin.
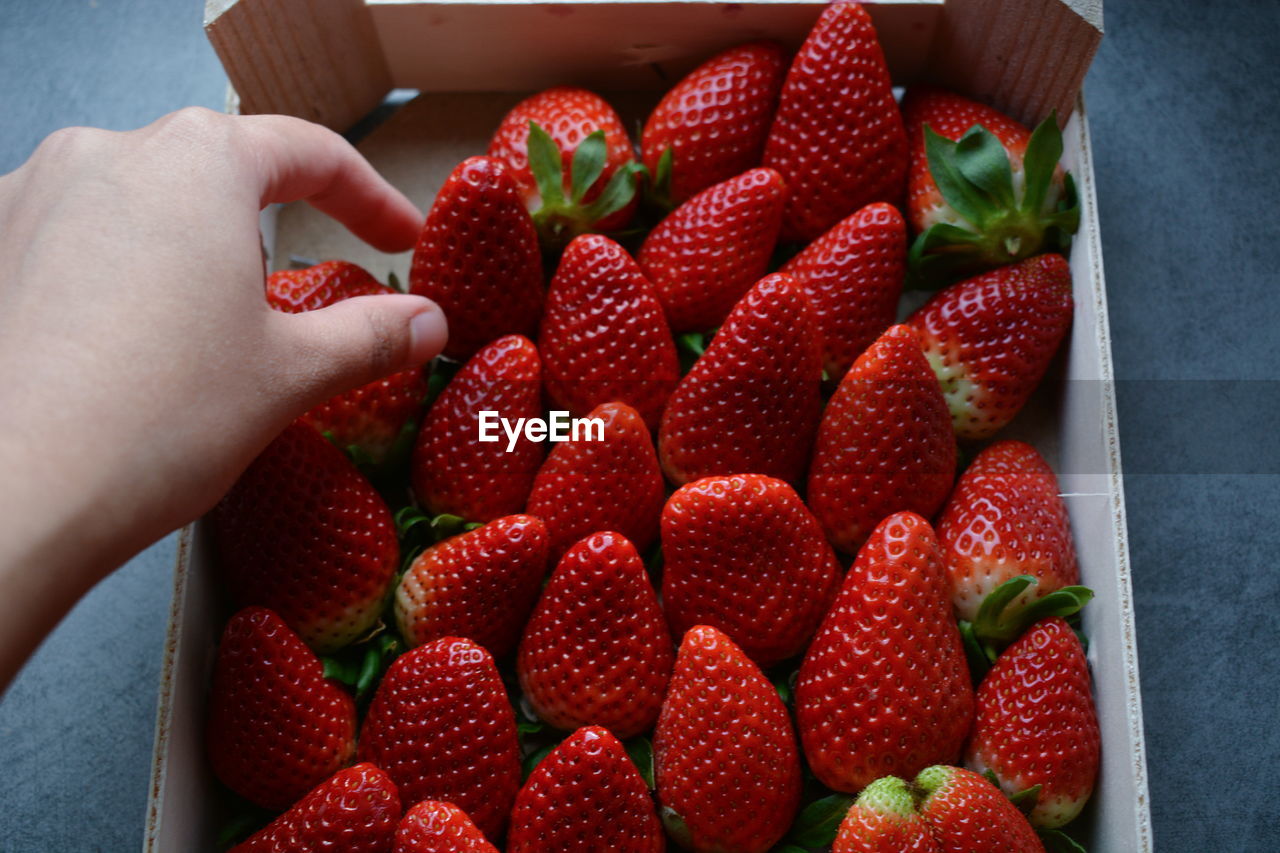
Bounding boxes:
[0,108,449,690]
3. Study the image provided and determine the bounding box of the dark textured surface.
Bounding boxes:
[0,1,1278,851]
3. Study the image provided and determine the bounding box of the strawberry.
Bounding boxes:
[780,202,906,381]
[936,440,1083,631]
[525,402,665,561]
[763,1,907,242]
[359,637,521,841]
[213,420,398,653]
[915,766,1046,853]
[662,474,840,667]
[539,235,679,430]
[966,617,1100,828]
[658,273,822,486]
[641,41,786,206]
[655,625,801,853]
[206,607,356,811]
[637,168,786,333]
[488,87,642,243]
[517,531,673,738]
[833,776,943,853]
[508,726,665,852]
[409,156,543,360]
[266,261,430,465]
[229,763,401,853]
[906,254,1074,441]
[394,514,550,658]
[901,86,1078,288]
[394,801,498,853]
[410,335,544,523]
[796,512,973,792]
[806,324,956,554]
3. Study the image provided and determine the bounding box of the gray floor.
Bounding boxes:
[1,1,1277,851]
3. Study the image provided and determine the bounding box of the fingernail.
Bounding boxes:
[409,302,449,364]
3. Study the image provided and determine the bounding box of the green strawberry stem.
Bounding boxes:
[1007,783,1043,815]
[907,112,1080,290]
[971,575,1095,651]
[642,146,677,214]
[624,736,656,789]
[781,793,855,849]
[1039,828,1090,853]
[526,121,644,248]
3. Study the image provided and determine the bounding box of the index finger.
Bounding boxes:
[235,113,423,253]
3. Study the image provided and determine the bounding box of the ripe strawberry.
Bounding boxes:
[915,766,1046,853]
[409,156,543,360]
[213,420,398,653]
[517,531,673,738]
[359,637,521,841]
[488,87,642,242]
[410,335,544,523]
[796,512,973,792]
[394,515,550,658]
[508,726,665,852]
[229,763,400,853]
[901,86,1078,287]
[966,617,1100,828]
[525,402,665,561]
[206,607,356,811]
[763,1,907,242]
[662,474,840,667]
[806,324,956,554]
[266,261,430,464]
[906,254,1074,440]
[833,776,943,853]
[641,41,786,206]
[658,273,822,486]
[539,235,679,430]
[655,626,801,853]
[637,168,786,333]
[780,203,906,381]
[936,440,1081,626]
[394,801,498,853]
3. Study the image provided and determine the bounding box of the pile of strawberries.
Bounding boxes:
[207,3,1101,852]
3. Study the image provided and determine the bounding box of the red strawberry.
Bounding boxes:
[539,235,679,430]
[662,474,840,667]
[409,156,543,360]
[488,87,641,241]
[206,607,356,811]
[901,86,1077,287]
[229,763,401,853]
[525,402,665,561]
[936,440,1080,626]
[359,637,521,841]
[213,420,398,653]
[410,335,544,523]
[906,254,1074,440]
[638,168,786,333]
[833,776,943,853]
[915,766,1046,853]
[394,801,498,853]
[796,512,973,792]
[394,515,550,658]
[806,324,956,554]
[642,42,786,206]
[267,261,430,465]
[655,625,801,853]
[508,726,665,852]
[658,273,822,486]
[780,202,906,381]
[763,1,907,242]
[966,617,1100,828]
[517,531,673,738]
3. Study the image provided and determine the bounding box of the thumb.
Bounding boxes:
[272,293,448,408]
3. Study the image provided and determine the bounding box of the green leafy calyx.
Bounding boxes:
[526,121,643,247]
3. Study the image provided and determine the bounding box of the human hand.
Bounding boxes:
[0,108,448,685]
